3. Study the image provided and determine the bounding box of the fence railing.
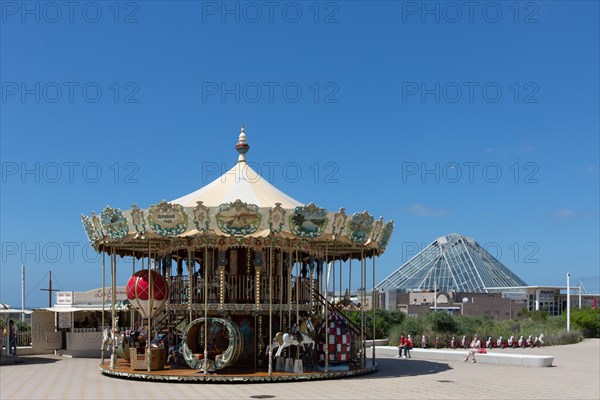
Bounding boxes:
[17,331,32,347]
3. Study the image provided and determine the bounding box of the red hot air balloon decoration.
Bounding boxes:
[126,270,169,319]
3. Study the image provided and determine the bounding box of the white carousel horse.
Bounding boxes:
[497,336,504,348]
[101,317,119,351]
[518,335,524,348]
[508,335,515,348]
[266,318,315,358]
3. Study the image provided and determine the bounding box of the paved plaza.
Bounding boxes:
[1,339,598,399]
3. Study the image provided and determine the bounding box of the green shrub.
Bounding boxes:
[342,309,406,339]
[386,311,586,346]
[15,320,31,332]
[568,308,600,337]
[388,324,404,346]
[429,311,457,333]
[402,316,424,336]
[541,329,584,345]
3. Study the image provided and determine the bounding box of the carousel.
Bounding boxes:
[82,126,394,382]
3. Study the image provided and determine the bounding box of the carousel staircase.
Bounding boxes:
[131,309,187,340]
[312,291,362,336]
[154,309,188,334]
[311,290,364,364]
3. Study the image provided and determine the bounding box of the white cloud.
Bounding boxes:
[516,144,537,153]
[405,203,448,217]
[553,209,577,219]
[585,164,599,175]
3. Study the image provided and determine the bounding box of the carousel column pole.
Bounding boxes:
[287,252,292,331]
[268,245,273,376]
[324,246,329,373]
[361,250,366,369]
[187,247,193,323]
[218,264,225,310]
[110,248,117,369]
[281,251,285,329]
[295,248,300,361]
[372,254,376,364]
[332,256,335,306]
[217,249,227,310]
[309,261,314,313]
[339,258,342,307]
[131,250,135,332]
[349,258,352,305]
[318,258,323,316]
[254,247,263,374]
[100,250,105,366]
[203,242,208,375]
[279,250,283,332]
[147,244,153,373]
[255,249,262,311]
[164,253,170,339]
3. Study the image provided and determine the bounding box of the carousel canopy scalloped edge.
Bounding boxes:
[81,126,394,258]
[82,200,393,257]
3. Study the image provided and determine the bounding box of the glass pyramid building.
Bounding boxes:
[376,233,528,293]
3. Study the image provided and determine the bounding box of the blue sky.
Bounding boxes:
[1,1,598,307]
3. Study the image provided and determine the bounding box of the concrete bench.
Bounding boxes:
[406,348,553,367]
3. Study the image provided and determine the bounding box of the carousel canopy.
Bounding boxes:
[171,127,302,209]
[81,126,394,259]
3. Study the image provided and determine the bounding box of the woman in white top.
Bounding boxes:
[463,334,481,363]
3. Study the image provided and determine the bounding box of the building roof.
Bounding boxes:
[376,233,528,293]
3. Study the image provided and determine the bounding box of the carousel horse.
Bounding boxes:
[508,335,515,348]
[538,333,545,346]
[497,336,504,349]
[266,317,316,358]
[101,317,119,351]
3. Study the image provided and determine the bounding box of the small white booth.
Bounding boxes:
[47,287,131,358]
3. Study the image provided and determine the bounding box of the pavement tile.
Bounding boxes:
[1,339,598,399]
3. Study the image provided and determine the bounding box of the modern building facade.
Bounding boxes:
[375,233,599,319]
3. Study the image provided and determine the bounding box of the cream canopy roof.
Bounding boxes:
[170,127,302,208]
[81,126,394,259]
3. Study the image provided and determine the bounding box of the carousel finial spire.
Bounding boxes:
[235,124,249,163]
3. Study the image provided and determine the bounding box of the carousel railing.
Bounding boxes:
[169,276,189,304]
[167,275,313,305]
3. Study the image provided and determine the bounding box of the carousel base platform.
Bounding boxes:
[100,359,377,383]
